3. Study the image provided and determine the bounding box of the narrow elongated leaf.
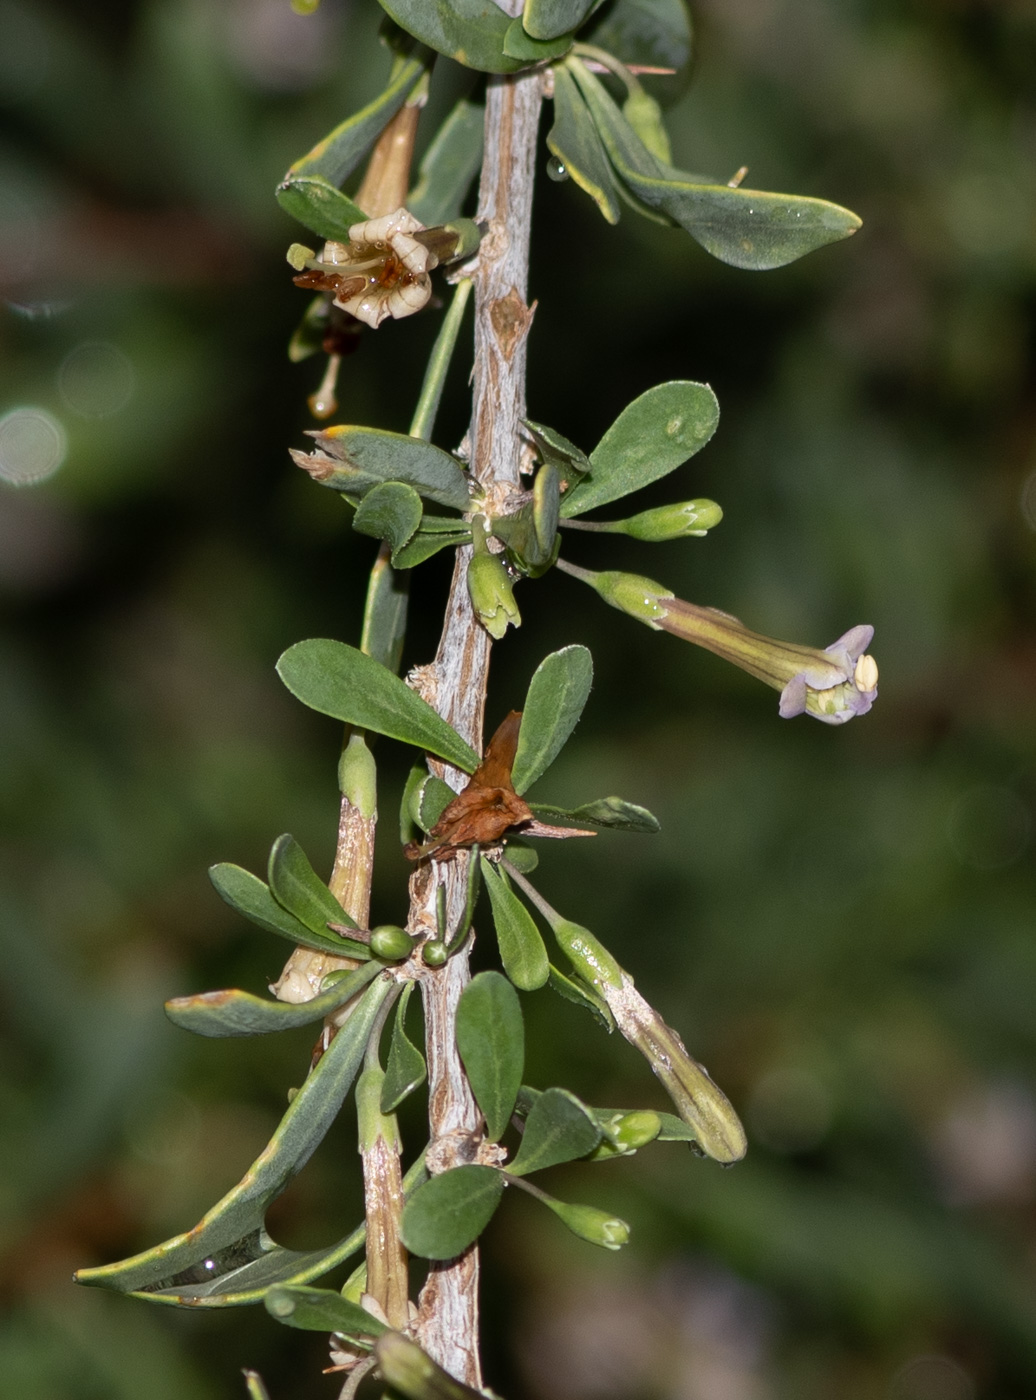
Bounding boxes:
[455,971,524,1141]
[268,833,356,933]
[209,863,370,958]
[508,1087,602,1175]
[512,645,594,794]
[570,61,861,271]
[529,796,661,833]
[504,17,574,60]
[408,97,485,227]
[547,65,621,224]
[381,984,427,1112]
[547,962,614,1029]
[376,0,524,74]
[561,381,719,518]
[265,1284,388,1337]
[75,978,393,1296]
[277,640,480,773]
[400,1164,504,1259]
[314,427,474,512]
[360,551,409,674]
[289,55,426,184]
[102,1156,429,1307]
[165,964,381,1038]
[523,0,600,40]
[481,859,549,990]
[353,481,424,558]
[276,174,366,242]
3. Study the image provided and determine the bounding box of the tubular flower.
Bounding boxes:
[292,207,434,328]
[557,563,878,725]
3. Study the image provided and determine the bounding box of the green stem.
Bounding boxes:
[408,279,473,442]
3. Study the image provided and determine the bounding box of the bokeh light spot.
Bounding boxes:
[58,340,135,419]
[0,406,67,485]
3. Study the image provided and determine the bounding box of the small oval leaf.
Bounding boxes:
[455,971,525,1141]
[268,833,356,933]
[512,645,594,794]
[400,1164,505,1260]
[481,859,549,991]
[508,1087,602,1175]
[353,480,424,557]
[561,381,720,518]
[209,863,370,958]
[276,640,480,773]
[522,0,599,41]
[376,0,524,74]
[313,427,474,512]
[276,174,366,242]
[265,1284,388,1336]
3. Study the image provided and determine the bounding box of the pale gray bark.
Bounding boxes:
[410,61,544,1389]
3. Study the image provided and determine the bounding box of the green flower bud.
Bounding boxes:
[619,499,723,541]
[370,924,414,961]
[567,567,674,629]
[608,1110,662,1151]
[467,552,521,640]
[551,918,624,992]
[356,1065,402,1152]
[422,939,448,967]
[339,730,377,818]
[544,1197,630,1250]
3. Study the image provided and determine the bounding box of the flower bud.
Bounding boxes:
[551,918,624,993]
[576,569,674,629]
[544,1197,630,1250]
[607,1110,662,1151]
[422,939,448,967]
[619,499,723,541]
[339,730,377,819]
[370,924,413,961]
[467,552,521,640]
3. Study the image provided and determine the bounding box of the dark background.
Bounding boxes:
[2,1,1035,1397]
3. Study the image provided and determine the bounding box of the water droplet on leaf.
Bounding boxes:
[546,156,569,183]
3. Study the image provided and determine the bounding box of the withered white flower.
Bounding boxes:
[293,207,434,329]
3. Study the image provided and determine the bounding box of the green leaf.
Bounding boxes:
[456,971,524,1141]
[289,54,427,185]
[501,839,539,873]
[209,863,370,959]
[418,774,455,832]
[312,427,475,512]
[359,553,409,674]
[276,640,480,773]
[353,481,424,560]
[381,984,427,1112]
[560,381,719,518]
[75,977,393,1298]
[481,859,549,991]
[547,963,614,1029]
[288,293,332,364]
[391,527,471,570]
[504,16,574,60]
[401,762,428,843]
[523,418,591,492]
[523,0,600,40]
[512,645,594,794]
[547,64,621,224]
[165,964,382,1039]
[508,1086,602,1175]
[583,0,692,94]
[529,796,660,833]
[375,0,525,74]
[377,1333,490,1400]
[265,1284,387,1337]
[570,60,861,270]
[408,97,485,227]
[400,1164,504,1259]
[268,833,356,934]
[276,174,366,242]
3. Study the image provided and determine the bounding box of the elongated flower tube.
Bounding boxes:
[556,561,878,725]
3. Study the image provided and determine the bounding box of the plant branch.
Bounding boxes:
[408,60,544,1388]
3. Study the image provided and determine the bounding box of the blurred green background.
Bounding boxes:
[2,0,1035,1397]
